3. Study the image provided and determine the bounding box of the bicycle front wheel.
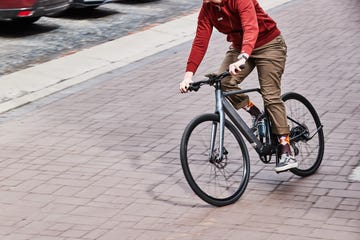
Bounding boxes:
[282,92,325,177]
[180,113,250,207]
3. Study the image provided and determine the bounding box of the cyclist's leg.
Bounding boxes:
[252,35,288,135]
[218,45,255,110]
[252,35,297,171]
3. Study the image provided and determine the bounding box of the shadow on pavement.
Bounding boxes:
[0,21,59,38]
[146,182,214,209]
[57,7,119,20]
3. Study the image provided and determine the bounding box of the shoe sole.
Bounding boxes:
[275,162,299,173]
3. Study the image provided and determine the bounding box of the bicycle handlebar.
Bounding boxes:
[188,72,229,91]
[188,64,245,92]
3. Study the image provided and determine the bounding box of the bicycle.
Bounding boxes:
[180,71,324,207]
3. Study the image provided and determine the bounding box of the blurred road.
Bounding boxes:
[0,0,200,76]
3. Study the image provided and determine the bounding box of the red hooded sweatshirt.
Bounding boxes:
[186,0,281,73]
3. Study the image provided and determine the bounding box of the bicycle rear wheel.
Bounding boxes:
[180,113,250,207]
[282,92,325,177]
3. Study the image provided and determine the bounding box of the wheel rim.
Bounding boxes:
[284,97,323,172]
[184,118,248,202]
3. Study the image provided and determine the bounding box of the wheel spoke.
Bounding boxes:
[282,93,324,177]
[180,114,250,206]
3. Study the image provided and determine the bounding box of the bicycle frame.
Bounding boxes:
[182,73,325,206]
[211,81,267,160]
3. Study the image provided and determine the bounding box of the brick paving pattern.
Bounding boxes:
[0,0,359,239]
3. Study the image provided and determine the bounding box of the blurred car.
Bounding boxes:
[0,0,70,24]
[70,0,112,9]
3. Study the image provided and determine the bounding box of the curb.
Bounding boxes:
[0,0,292,114]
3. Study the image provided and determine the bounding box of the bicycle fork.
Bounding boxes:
[209,88,226,161]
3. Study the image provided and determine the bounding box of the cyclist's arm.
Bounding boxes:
[186,8,213,75]
[229,0,259,76]
[180,8,213,93]
[181,8,213,93]
[236,0,259,56]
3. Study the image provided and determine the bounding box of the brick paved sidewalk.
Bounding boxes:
[0,0,359,240]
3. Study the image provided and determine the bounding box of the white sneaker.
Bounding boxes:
[275,154,298,173]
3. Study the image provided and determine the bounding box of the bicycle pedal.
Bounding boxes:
[260,154,274,163]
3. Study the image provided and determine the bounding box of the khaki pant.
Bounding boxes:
[219,35,289,135]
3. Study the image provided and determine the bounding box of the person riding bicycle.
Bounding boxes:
[179,0,298,172]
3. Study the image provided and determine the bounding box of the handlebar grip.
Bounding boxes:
[188,83,200,92]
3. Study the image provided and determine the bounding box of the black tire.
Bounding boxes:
[180,113,250,207]
[85,5,100,9]
[12,17,41,24]
[282,92,325,177]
